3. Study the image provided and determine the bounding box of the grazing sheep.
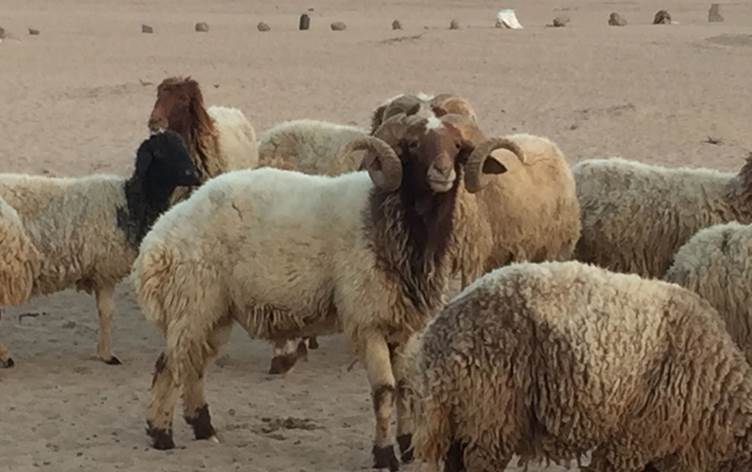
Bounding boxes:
[574,155,752,278]
[409,260,752,472]
[0,131,199,365]
[370,93,479,135]
[132,112,524,471]
[0,196,41,368]
[665,221,752,363]
[256,119,369,175]
[147,76,258,204]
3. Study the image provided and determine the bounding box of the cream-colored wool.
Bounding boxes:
[256,119,368,175]
[451,133,581,287]
[0,175,138,364]
[574,155,752,278]
[0,196,40,367]
[665,221,752,363]
[410,260,752,471]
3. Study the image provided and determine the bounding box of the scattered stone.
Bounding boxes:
[653,10,672,24]
[307,8,314,12]
[609,12,628,26]
[392,19,402,30]
[28,28,40,36]
[330,21,346,31]
[299,13,310,31]
[552,16,570,27]
[257,22,271,32]
[62,321,76,329]
[195,22,209,32]
[449,19,460,30]
[708,3,724,22]
[141,24,153,34]
[705,136,723,145]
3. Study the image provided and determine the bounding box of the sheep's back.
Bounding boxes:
[208,105,259,171]
[573,157,734,277]
[417,260,752,467]
[665,222,752,362]
[257,120,368,176]
[0,174,132,294]
[135,168,382,339]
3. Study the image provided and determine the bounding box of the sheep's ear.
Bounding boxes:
[483,156,508,175]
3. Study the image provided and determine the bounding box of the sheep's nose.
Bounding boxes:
[434,161,453,178]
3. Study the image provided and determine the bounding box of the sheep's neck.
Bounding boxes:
[118,177,172,249]
[366,185,456,316]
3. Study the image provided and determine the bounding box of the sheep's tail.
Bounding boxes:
[131,242,183,334]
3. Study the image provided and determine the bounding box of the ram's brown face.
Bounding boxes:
[400,117,469,194]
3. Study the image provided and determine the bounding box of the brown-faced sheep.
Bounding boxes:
[147,76,258,204]
[0,131,199,366]
[665,221,752,363]
[574,154,752,278]
[0,196,41,368]
[409,260,752,472]
[131,112,524,471]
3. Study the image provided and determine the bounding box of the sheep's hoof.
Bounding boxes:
[269,353,297,374]
[104,355,122,365]
[185,404,216,440]
[296,340,309,362]
[373,444,400,471]
[307,337,319,349]
[397,434,413,463]
[209,435,220,444]
[1,357,15,368]
[146,422,175,450]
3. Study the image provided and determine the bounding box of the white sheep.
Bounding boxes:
[0,131,199,366]
[132,112,525,471]
[256,119,369,175]
[147,76,258,204]
[409,260,752,471]
[573,154,752,278]
[0,196,41,368]
[664,221,752,363]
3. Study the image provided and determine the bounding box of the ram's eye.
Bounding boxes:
[407,139,419,151]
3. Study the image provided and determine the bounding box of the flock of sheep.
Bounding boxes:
[2,76,752,471]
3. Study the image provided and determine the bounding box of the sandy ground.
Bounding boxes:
[1,0,751,470]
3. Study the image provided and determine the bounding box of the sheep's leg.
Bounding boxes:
[147,351,180,450]
[389,342,414,464]
[0,342,14,368]
[268,338,308,374]
[94,285,120,365]
[182,317,233,441]
[361,333,399,471]
[306,336,319,349]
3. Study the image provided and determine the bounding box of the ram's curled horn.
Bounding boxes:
[383,94,424,122]
[464,138,526,193]
[440,113,486,145]
[430,94,478,123]
[340,136,403,192]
